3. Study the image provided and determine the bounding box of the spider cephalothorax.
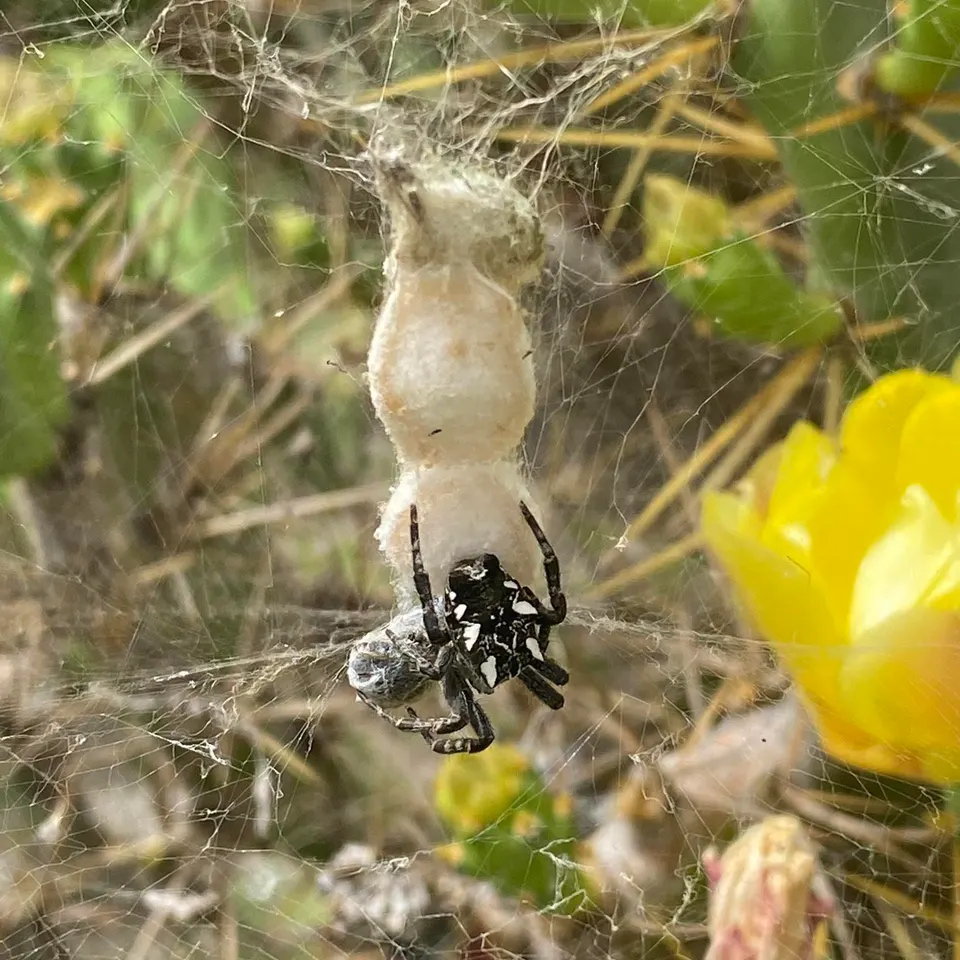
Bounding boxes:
[347,501,568,754]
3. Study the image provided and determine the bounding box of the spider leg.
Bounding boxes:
[409,503,450,647]
[536,621,558,659]
[424,671,496,754]
[518,666,565,710]
[516,594,567,666]
[356,692,467,737]
[532,655,569,687]
[518,501,567,623]
[406,642,456,681]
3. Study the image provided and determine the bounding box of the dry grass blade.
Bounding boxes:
[733,184,798,225]
[700,346,821,492]
[578,35,721,118]
[354,27,673,103]
[128,553,198,587]
[761,231,808,262]
[232,391,316,464]
[602,95,680,236]
[874,899,923,960]
[262,262,364,356]
[492,125,780,160]
[601,349,820,562]
[238,719,321,784]
[180,378,245,490]
[843,873,957,933]
[125,866,195,960]
[921,90,960,113]
[188,483,386,540]
[218,882,240,960]
[674,100,774,154]
[897,114,960,168]
[85,290,221,385]
[786,786,931,874]
[849,316,908,342]
[50,186,122,278]
[182,372,293,493]
[822,354,844,437]
[588,531,703,600]
[645,395,701,528]
[791,102,878,138]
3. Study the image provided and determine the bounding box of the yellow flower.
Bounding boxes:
[434,743,530,835]
[701,368,960,784]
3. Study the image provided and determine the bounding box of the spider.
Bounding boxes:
[347,501,568,754]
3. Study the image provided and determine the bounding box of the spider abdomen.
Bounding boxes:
[448,562,548,692]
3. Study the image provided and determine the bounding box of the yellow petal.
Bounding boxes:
[765,421,836,529]
[897,387,960,522]
[850,485,960,640]
[733,441,783,520]
[841,606,960,784]
[758,422,837,577]
[840,369,952,495]
[805,694,927,781]
[703,488,920,781]
[702,490,843,703]
[803,461,891,627]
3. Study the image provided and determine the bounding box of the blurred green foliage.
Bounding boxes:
[0,203,69,475]
[735,0,960,369]
[671,238,842,347]
[0,42,264,478]
[875,0,960,96]
[642,174,842,348]
[434,744,588,912]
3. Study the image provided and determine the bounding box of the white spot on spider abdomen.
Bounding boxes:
[525,636,544,660]
[504,581,518,590]
[463,622,481,650]
[454,603,467,620]
[512,599,537,616]
[481,656,498,687]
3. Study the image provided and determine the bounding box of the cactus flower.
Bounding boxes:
[703,816,833,960]
[701,368,960,784]
[434,743,531,836]
[434,744,586,910]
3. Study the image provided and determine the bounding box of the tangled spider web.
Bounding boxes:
[0,1,958,958]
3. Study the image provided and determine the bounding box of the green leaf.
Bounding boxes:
[668,236,843,347]
[115,62,258,329]
[2,45,259,331]
[642,173,732,269]
[0,203,69,477]
[875,0,960,97]
[733,0,960,369]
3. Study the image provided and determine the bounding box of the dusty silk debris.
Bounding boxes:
[366,136,547,601]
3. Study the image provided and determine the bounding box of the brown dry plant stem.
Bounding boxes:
[600,348,822,566]
[492,125,779,160]
[578,35,721,117]
[356,27,674,103]
[602,95,681,237]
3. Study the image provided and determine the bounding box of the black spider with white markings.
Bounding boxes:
[347,501,568,754]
